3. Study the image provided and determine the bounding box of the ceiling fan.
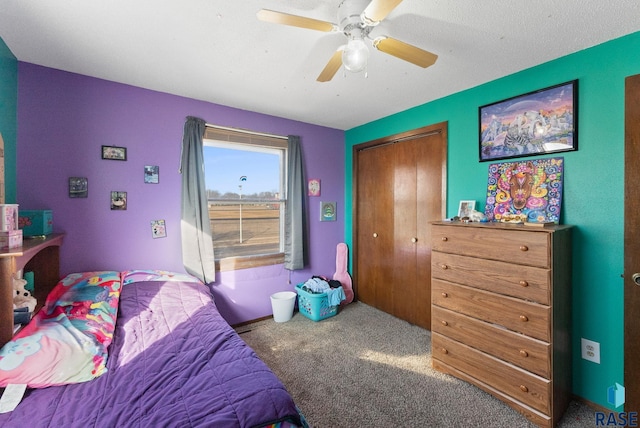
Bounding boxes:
[257,0,438,82]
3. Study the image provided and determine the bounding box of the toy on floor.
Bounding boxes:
[333,243,354,305]
[13,276,36,313]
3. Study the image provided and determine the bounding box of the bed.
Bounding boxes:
[0,270,304,427]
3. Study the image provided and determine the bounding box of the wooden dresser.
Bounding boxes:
[430,222,572,427]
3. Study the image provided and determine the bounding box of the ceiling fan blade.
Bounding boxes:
[257,9,335,32]
[317,49,344,82]
[373,36,438,68]
[363,0,404,23]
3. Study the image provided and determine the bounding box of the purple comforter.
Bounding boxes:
[0,280,301,427]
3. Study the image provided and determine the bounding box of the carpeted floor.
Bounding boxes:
[237,302,596,427]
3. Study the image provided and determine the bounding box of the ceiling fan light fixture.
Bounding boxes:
[342,37,369,73]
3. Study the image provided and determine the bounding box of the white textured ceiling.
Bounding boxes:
[1,0,639,130]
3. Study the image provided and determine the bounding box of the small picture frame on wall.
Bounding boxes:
[308,178,321,196]
[320,201,336,222]
[102,145,127,161]
[144,165,159,183]
[69,177,88,198]
[110,191,127,210]
[151,219,167,238]
[458,200,476,218]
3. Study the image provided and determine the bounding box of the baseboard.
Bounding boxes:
[572,395,613,414]
[232,314,274,329]
[232,309,302,330]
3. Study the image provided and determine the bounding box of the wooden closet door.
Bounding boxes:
[393,134,446,329]
[356,143,395,314]
[414,132,446,329]
[354,122,447,330]
[393,139,418,323]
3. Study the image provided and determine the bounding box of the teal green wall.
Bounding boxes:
[345,31,640,410]
[0,37,17,203]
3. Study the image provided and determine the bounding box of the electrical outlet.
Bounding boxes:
[581,338,600,364]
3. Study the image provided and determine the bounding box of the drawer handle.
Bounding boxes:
[519,280,529,287]
[441,292,449,298]
[519,350,529,358]
[520,385,529,393]
[520,245,529,252]
[440,264,448,270]
[441,320,448,326]
[441,237,448,242]
[373,233,378,238]
[520,315,529,322]
[441,348,448,354]
[411,237,418,243]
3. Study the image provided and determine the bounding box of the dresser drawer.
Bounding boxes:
[432,306,550,378]
[432,279,550,341]
[432,252,550,304]
[432,333,551,414]
[432,224,550,268]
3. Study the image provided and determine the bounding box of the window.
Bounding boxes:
[203,126,287,268]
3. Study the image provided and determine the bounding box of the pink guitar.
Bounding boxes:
[333,243,354,305]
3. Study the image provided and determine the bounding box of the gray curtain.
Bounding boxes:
[179,116,216,283]
[284,135,307,270]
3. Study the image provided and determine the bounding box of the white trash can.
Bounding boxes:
[270,291,297,322]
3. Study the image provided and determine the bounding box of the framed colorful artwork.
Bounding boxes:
[320,201,336,222]
[308,178,321,196]
[484,157,564,224]
[479,80,578,162]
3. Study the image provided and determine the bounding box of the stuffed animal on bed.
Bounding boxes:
[13,276,37,313]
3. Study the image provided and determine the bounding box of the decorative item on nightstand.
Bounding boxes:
[0,204,22,248]
[19,210,53,237]
[0,229,22,249]
[0,204,18,231]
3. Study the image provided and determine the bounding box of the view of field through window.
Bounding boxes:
[203,143,284,259]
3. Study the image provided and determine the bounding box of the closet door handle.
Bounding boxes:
[411,237,418,243]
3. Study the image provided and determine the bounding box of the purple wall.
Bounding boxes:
[17,62,345,325]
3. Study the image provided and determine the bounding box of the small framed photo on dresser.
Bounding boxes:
[458,200,475,218]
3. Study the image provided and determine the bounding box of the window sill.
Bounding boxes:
[216,253,285,272]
